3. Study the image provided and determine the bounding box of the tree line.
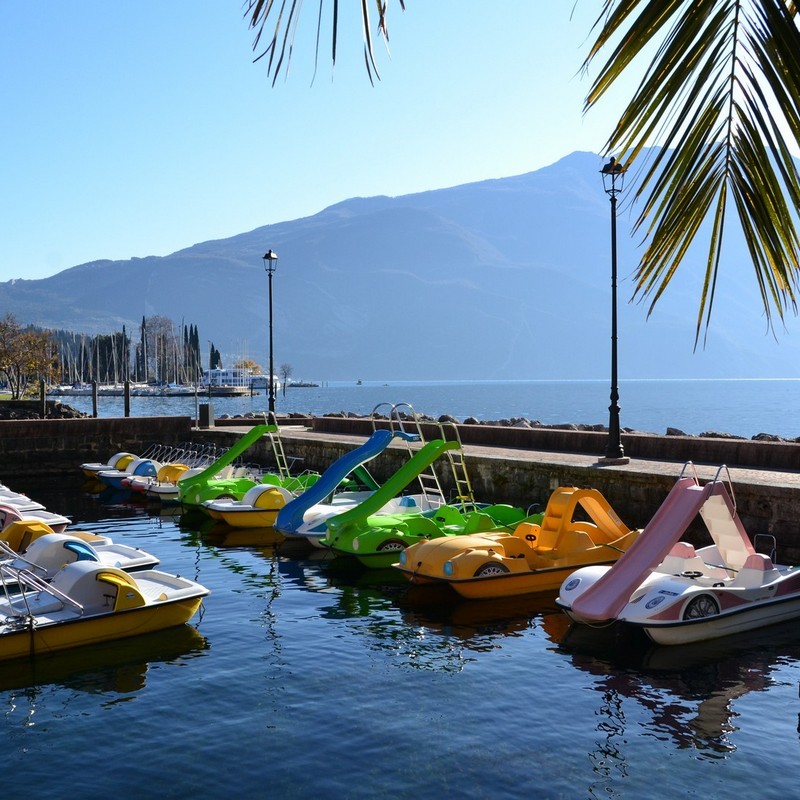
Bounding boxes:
[0,312,228,399]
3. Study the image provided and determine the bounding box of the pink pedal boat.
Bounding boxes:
[557,463,800,646]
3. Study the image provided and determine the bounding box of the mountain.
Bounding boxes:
[1,150,798,380]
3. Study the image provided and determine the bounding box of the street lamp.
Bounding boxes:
[262,249,279,414]
[599,157,630,464]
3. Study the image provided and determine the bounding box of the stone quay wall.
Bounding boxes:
[196,415,800,561]
[0,416,194,481]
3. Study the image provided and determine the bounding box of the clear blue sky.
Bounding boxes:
[0,2,627,282]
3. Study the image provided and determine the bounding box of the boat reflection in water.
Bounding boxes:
[399,589,571,651]
[200,525,286,550]
[293,555,572,671]
[0,624,208,695]
[560,615,800,760]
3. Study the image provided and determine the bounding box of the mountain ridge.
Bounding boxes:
[1,151,797,381]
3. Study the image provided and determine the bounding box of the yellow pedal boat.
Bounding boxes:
[0,559,209,662]
[395,486,640,599]
[202,484,294,528]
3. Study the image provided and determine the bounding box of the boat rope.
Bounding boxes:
[598,543,626,553]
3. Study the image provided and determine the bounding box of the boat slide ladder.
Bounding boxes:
[679,461,779,568]
[435,421,478,512]
[386,404,476,511]
[384,403,440,506]
[262,411,305,479]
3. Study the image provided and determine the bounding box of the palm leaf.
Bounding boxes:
[586,0,800,344]
[245,0,404,85]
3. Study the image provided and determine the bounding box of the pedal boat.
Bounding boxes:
[97,457,162,490]
[556,465,800,646]
[0,502,71,533]
[1,519,113,551]
[127,463,200,502]
[394,487,638,595]
[0,488,46,514]
[273,426,418,546]
[1,531,159,579]
[202,484,295,528]
[327,502,540,569]
[178,423,320,510]
[319,432,497,562]
[0,560,209,661]
[80,451,136,479]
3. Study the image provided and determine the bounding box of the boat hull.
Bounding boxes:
[431,563,617,599]
[0,597,205,662]
[640,594,800,645]
[216,509,280,528]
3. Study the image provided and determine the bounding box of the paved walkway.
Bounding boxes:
[213,423,800,491]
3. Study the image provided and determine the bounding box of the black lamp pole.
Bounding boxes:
[263,249,279,415]
[600,158,627,462]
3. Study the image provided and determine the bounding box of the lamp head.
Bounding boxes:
[262,249,279,272]
[600,157,626,195]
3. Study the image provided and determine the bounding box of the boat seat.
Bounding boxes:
[514,522,540,545]
[733,553,780,587]
[8,592,65,616]
[462,513,495,535]
[557,529,595,553]
[525,525,559,552]
[494,534,527,558]
[660,542,703,575]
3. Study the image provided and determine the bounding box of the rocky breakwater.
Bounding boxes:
[299,411,800,472]
[0,400,87,420]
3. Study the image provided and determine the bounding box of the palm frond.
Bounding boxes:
[245,0,404,85]
[585,0,800,345]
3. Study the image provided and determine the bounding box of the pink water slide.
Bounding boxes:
[569,477,728,622]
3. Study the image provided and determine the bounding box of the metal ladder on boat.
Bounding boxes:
[388,403,443,507]
[263,411,294,480]
[386,404,476,511]
[436,421,478,512]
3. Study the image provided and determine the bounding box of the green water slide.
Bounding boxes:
[325,438,461,536]
[178,423,271,499]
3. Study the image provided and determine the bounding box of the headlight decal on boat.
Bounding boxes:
[443,561,454,577]
[645,596,666,609]
[564,578,580,592]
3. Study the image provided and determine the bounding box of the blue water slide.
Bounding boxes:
[275,428,417,533]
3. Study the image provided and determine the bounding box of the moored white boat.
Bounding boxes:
[0,502,71,533]
[557,464,800,646]
[203,484,296,528]
[2,531,159,578]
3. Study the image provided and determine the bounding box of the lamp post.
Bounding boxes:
[262,249,279,415]
[599,157,629,464]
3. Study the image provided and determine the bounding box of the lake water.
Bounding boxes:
[3,476,800,799]
[58,378,800,440]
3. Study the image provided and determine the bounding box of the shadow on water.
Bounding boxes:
[398,587,571,646]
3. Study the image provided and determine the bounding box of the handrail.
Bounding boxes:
[0,563,86,617]
[711,463,736,518]
[678,461,700,483]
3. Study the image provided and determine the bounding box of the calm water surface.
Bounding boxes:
[59,378,800,440]
[2,476,799,798]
